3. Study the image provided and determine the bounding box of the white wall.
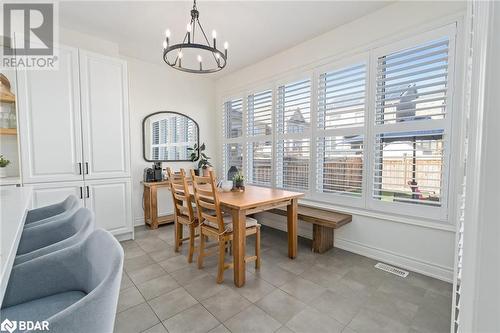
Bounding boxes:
[126,58,216,225]
[60,28,217,226]
[216,1,466,282]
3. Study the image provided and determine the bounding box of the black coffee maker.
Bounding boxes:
[144,162,163,182]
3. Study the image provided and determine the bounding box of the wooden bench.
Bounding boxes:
[269,205,352,253]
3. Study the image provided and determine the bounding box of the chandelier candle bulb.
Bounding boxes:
[187,23,192,43]
[162,40,167,49]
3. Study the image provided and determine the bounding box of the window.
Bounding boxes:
[220,24,456,221]
[247,141,272,186]
[222,98,244,178]
[372,36,451,210]
[247,90,272,137]
[223,143,243,177]
[246,90,273,186]
[316,63,366,197]
[223,98,243,139]
[276,79,311,191]
[373,131,444,206]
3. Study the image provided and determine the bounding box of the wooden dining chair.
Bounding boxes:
[167,167,198,263]
[190,169,261,284]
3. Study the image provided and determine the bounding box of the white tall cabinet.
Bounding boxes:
[16,45,133,240]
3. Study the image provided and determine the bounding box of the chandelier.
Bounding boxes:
[162,0,228,74]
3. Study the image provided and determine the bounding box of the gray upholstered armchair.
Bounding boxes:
[15,208,94,265]
[1,229,124,333]
[24,195,80,229]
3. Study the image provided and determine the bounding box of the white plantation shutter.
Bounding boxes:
[276,79,311,191]
[316,62,366,198]
[277,79,311,134]
[372,34,453,213]
[318,64,366,129]
[247,90,272,136]
[219,26,456,220]
[223,143,243,177]
[376,38,449,124]
[373,131,445,206]
[223,99,243,139]
[247,141,272,186]
[277,139,310,191]
[317,136,363,196]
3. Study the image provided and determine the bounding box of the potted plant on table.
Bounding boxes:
[0,154,10,178]
[188,142,212,176]
[233,171,245,191]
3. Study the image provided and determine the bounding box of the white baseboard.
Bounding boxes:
[334,237,453,282]
[114,231,134,241]
[255,212,453,283]
[134,216,144,226]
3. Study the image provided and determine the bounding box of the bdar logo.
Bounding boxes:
[0,319,17,333]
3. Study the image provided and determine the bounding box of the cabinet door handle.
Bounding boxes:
[86,185,90,198]
[79,186,83,199]
[85,162,89,175]
[78,162,82,175]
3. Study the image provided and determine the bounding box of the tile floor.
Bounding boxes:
[115,224,452,333]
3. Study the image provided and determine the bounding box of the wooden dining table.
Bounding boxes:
[187,184,304,287]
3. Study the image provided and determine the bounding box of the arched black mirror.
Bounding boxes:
[142,111,199,162]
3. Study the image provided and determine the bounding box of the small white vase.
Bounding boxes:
[0,168,7,178]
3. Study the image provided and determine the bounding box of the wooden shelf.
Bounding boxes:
[0,128,17,135]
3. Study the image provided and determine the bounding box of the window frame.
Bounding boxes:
[366,24,457,221]
[309,53,370,208]
[221,94,246,178]
[219,22,459,223]
[246,86,274,187]
[274,73,314,193]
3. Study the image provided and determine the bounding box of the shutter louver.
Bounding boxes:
[223,99,243,139]
[277,139,310,191]
[316,62,366,198]
[277,79,311,134]
[223,143,243,177]
[247,141,272,186]
[317,136,363,196]
[373,131,444,206]
[248,90,272,136]
[318,64,366,129]
[376,38,449,124]
[276,79,311,191]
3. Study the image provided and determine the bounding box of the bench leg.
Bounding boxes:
[312,224,334,253]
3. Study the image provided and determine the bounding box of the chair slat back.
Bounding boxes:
[190,170,225,233]
[167,168,194,223]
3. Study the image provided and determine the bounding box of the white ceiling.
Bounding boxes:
[60,1,393,76]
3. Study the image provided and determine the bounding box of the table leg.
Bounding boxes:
[287,198,298,259]
[144,186,150,226]
[151,186,159,229]
[232,208,246,287]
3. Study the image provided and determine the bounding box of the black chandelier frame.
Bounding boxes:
[162,0,227,74]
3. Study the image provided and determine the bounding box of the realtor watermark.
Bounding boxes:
[1,2,59,70]
[1,318,49,333]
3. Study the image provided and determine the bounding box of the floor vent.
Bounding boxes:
[375,263,409,278]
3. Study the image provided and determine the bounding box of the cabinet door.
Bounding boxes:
[17,46,84,183]
[30,181,84,208]
[79,51,130,180]
[85,178,132,236]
